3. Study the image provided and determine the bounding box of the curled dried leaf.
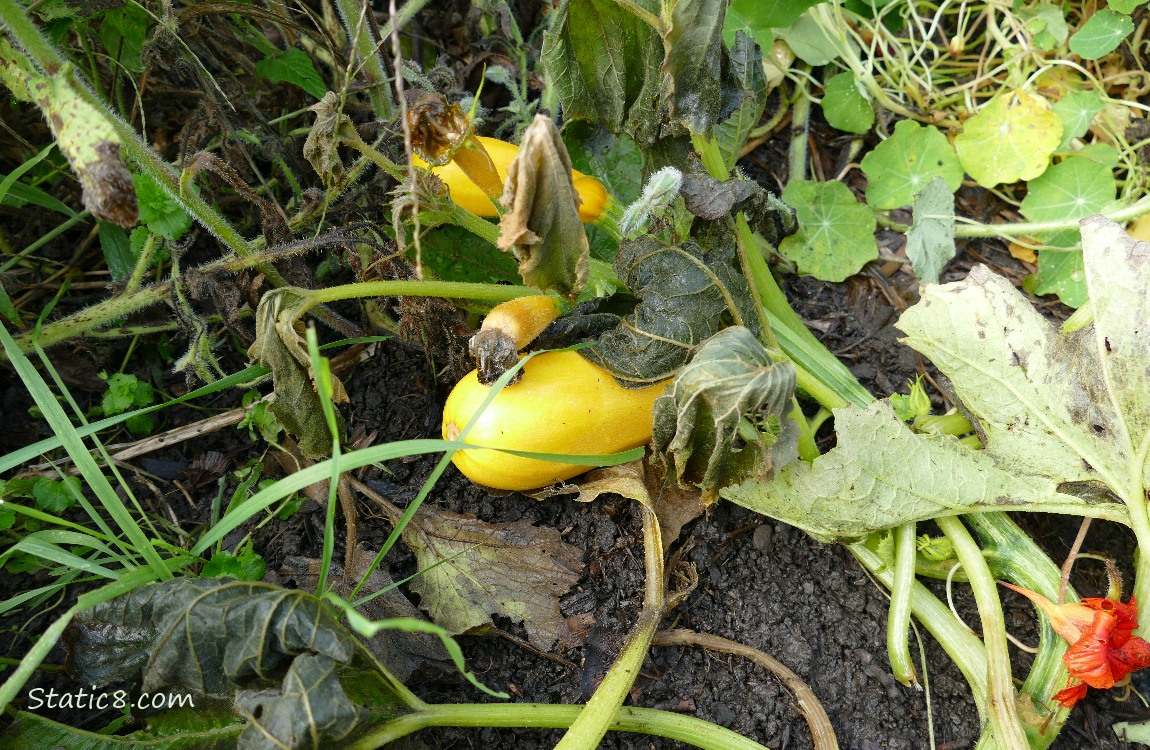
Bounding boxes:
[652,326,798,503]
[498,114,590,297]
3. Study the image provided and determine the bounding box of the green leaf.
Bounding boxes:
[904,177,956,284]
[404,504,584,650]
[712,31,766,172]
[99,371,154,415]
[1069,9,1134,60]
[821,71,874,134]
[420,224,519,284]
[66,578,397,748]
[584,227,762,385]
[954,90,1062,187]
[255,47,327,101]
[775,11,852,66]
[722,401,1121,540]
[133,172,193,242]
[1017,3,1069,50]
[563,121,643,205]
[779,179,877,281]
[1,178,81,218]
[541,0,665,145]
[201,550,267,581]
[2,709,242,750]
[1019,156,1115,251]
[725,0,820,34]
[861,119,964,209]
[32,476,80,513]
[1030,249,1088,307]
[902,215,1148,495]
[98,221,136,283]
[1053,90,1104,149]
[663,0,744,136]
[652,326,798,503]
[0,504,14,531]
[1108,0,1146,12]
[97,3,149,73]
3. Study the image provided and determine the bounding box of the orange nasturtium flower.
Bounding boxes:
[1002,582,1150,708]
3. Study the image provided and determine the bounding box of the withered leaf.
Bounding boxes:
[661,0,744,135]
[404,504,584,650]
[498,113,590,297]
[303,92,360,188]
[652,326,798,503]
[274,546,450,682]
[531,457,706,554]
[249,289,347,459]
[65,578,398,750]
[582,229,759,385]
[680,169,762,220]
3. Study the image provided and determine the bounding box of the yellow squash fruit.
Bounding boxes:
[414,136,608,223]
[442,350,667,491]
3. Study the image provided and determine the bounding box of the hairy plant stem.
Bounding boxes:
[333,0,394,120]
[936,515,1028,750]
[552,503,665,750]
[349,703,769,750]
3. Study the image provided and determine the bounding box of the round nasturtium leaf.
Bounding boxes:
[822,71,874,134]
[1027,248,1088,308]
[1069,9,1135,60]
[860,120,964,209]
[954,90,1063,188]
[1020,157,1115,223]
[1052,90,1104,149]
[779,179,877,282]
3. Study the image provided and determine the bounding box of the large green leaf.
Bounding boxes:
[724,215,1147,537]
[584,227,760,385]
[541,0,665,144]
[722,401,1124,541]
[662,0,743,136]
[64,578,402,750]
[954,90,1062,188]
[900,215,1148,496]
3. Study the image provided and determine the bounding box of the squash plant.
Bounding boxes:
[4,0,1150,747]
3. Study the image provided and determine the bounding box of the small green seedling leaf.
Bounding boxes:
[954,90,1062,187]
[779,179,877,281]
[861,120,964,209]
[99,371,155,434]
[134,172,193,241]
[256,48,327,100]
[822,71,874,134]
[201,550,267,581]
[1069,9,1134,60]
[32,476,81,514]
[1018,3,1069,51]
[1053,90,1104,149]
[238,391,282,443]
[904,177,956,284]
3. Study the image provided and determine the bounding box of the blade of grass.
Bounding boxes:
[0,324,170,575]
